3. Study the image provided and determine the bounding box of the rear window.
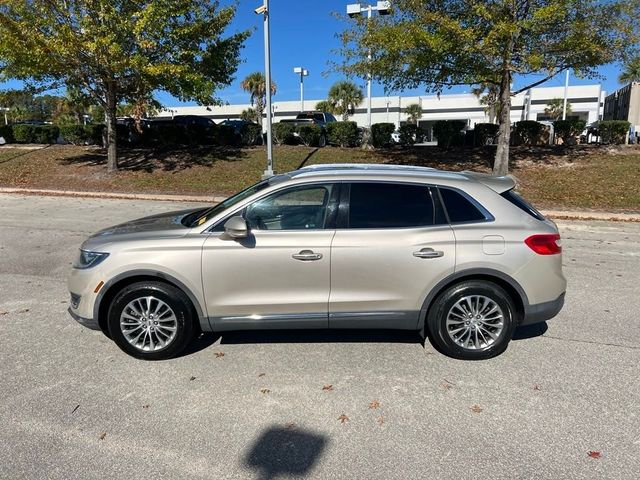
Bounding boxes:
[439,188,488,223]
[349,183,435,228]
[501,189,545,221]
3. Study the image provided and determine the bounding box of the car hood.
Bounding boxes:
[87,207,205,242]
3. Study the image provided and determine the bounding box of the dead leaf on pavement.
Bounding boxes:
[0,311,8,316]
[369,400,381,410]
[377,415,385,426]
[189,376,196,381]
[18,308,30,313]
[142,404,150,409]
[284,422,296,430]
[322,384,334,391]
[587,451,602,459]
[260,388,270,394]
[470,405,483,413]
[258,373,266,377]
[215,352,225,358]
[99,432,106,440]
[441,382,453,390]
[338,414,349,424]
[71,404,80,414]
[533,384,541,391]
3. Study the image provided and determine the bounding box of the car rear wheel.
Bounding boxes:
[318,134,327,147]
[426,280,517,360]
[107,281,196,360]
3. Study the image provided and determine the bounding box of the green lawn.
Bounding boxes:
[0,144,638,212]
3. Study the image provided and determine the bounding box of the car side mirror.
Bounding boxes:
[224,216,249,239]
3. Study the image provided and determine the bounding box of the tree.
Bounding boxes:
[619,58,640,84]
[315,100,336,113]
[241,72,277,127]
[404,103,422,124]
[0,1,249,171]
[471,83,500,124]
[544,98,572,121]
[337,0,640,175]
[327,80,364,121]
[240,107,259,123]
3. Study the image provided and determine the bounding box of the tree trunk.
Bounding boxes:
[493,68,512,176]
[105,81,118,172]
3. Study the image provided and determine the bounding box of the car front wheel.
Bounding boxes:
[107,281,196,360]
[426,280,517,360]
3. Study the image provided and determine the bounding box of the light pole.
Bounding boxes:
[0,107,9,126]
[293,67,309,112]
[347,1,390,129]
[255,0,274,178]
[562,69,570,120]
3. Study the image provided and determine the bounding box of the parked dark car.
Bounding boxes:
[279,111,338,147]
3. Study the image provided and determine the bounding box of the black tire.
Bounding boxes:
[318,134,327,147]
[426,280,517,360]
[107,281,196,360]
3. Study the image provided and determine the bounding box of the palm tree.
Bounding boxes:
[315,100,335,114]
[619,58,640,84]
[404,103,422,124]
[240,108,258,123]
[327,80,364,121]
[471,82,500,123]
[544,98,571,121]
[240,72,277,126]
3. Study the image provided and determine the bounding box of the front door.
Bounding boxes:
[329,182,456,329]
[202,182,338,331]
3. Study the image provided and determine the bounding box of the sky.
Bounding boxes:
[0,0,629,106]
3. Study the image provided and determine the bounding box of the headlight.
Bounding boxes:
[73,250,109,269]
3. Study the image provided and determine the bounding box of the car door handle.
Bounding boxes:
[292,250,323,261]
[413,248,444,259]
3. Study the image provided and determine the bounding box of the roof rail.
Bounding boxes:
[297,163,437,172]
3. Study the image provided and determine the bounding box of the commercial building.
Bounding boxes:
[603,82,640,132]
[159,84,605,139]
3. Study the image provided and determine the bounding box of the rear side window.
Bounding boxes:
[501,189,545,221]
[439,188,488,223]
[348,183,434,228]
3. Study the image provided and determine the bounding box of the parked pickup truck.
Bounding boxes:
[279,111,338,147]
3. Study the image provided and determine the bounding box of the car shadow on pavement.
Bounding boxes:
[218,329,422,345]
[512,322,548,341]
[245,426,328,480]
[174,332,222,358]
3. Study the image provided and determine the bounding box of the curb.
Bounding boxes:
[1,186,639,222]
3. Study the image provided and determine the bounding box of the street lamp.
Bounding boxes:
[255,0,274,178]
[0,107,9,126]
[293,67,309,112]
[346,1,391,129]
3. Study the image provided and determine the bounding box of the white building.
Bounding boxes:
[159,84,605,139]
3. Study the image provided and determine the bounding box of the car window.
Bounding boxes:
[348,183,435,229]
[245,184,333,230]
[438,188,488,223]
[501,189,545,221]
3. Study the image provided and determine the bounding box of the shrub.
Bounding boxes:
[326,121,358,147]
[553,119,587,145]
[60,125,89,145]
[474,123,499,146]
[0,125,14,143]
[432,120,466,147]
[12,124,59,144]
[273,122,296,145]
[240,123,262,146]
[598,120,630,144]
[213,124,238,146]
[371,122,395,148]
[398,124,424,146]
[296,124,323,147]
[87,124,105,146]
[513,120,545,145]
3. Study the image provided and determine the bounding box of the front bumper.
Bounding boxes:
[521,292,565,326]
[68,307,100,330]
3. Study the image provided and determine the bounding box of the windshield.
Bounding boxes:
[183,180,271,228]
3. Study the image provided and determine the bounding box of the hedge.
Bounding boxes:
[553,119,586,144]
[240,123,263,146]
[513,121,545,146]
[213,124,239,146]
[12,124,60,144]
[297,124,323,147]
[326,121,359,147]
[371,122,395,148]
[474,123,499,146]
[598,120,630,144]
[398,124,424,146]
[273,122,296,145]
[0,125,14,143]
[432,120,466,147]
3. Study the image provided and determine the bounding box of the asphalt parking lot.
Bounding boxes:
[1,193,639,479]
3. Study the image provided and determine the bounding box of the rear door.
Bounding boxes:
[328,182,456,329]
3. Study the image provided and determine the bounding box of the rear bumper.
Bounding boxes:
[521,292,565,326]
[68,307,100,330]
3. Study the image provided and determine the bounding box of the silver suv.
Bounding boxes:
[68,164,566,360]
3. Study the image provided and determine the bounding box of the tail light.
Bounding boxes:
[524,234,562,255]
